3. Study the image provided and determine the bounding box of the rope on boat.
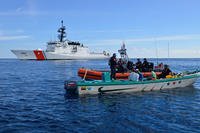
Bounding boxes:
[83,69,88,81]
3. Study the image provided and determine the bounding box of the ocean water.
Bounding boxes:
[0,58,200,133]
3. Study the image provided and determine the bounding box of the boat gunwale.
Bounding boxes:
[77,73,200,86]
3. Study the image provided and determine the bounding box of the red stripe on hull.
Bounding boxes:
[33,50,46,60]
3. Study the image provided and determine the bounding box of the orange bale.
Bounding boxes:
[78,68,161,80]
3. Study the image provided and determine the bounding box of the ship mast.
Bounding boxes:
[57,20,66,42]
[118,42,129,63]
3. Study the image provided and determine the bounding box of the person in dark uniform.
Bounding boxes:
[109,53,117,80]
[117,58,125,73]
[127,61,134,71]
[142,58,149,72]
[135,58,142,72]
[158,65,172,79]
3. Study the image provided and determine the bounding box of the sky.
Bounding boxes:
[1,0,200,58]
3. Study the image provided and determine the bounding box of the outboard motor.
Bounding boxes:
[64,81,78,95]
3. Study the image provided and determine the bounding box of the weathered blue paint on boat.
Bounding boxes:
[65,72,200,95]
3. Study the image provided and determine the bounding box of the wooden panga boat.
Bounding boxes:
[78,68,162,80]
[65,71,200,95]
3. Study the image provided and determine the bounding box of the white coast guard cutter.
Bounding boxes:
[11,21,110,60]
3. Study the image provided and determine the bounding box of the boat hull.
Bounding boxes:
[11,50,109,60]
[65,72,200,95]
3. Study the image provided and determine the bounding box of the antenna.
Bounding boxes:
[57,20,66,42]
[61,20,63,27]
[168,41,170,58]
[155,38,158,65]
[167,41,170,64]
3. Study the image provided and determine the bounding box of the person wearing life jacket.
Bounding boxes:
[158,65,172,79]
[155,62,164,72]
[142,58,149,72]
[158,63,164,70]
[128,69,139,81]
[150,68,157,80]
[136,69,143,81]
[136,58,142,72]
[117,58,125,73]
[109,53,117,80]
[127,61,134,71]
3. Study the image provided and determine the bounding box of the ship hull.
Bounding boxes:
[11,50,109,60]
[11,50,37,60]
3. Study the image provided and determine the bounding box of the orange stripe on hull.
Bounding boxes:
[33,50,46,60]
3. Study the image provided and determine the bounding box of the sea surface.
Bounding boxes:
[0,58,200,133]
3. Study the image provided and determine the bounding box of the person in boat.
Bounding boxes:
[148,62,154,71]
[155,62,164,72]
[109,53,117,80]
[136,69,143,81]
[127,61,134,71]
[151,68,157,80]
[128,69,139,81]
[144,68,157,80]
[135,58,142,72]
[122,60,128,72]
[158,63,164,70]
[158,64,172,79]
[117,58,125,73]
[142,58,149,72]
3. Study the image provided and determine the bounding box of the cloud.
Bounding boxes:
[82,34,200,58]
[0,29,28,40]
[0,29,25,34]
[0,10,50,16]
[0,35,29,40]
[83,34,200,46]
[16,7,22,12]
[127,34,200,42]
[125,47,200,58]
[15,29,25,33]
[0,0,43,16]
[71,29,143,34]
[0,31,3,36]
